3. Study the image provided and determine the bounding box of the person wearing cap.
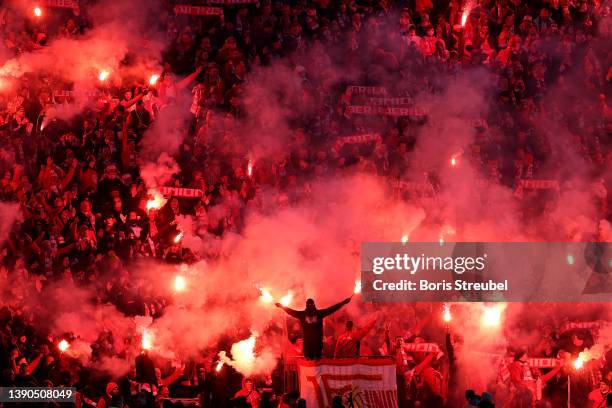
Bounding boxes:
[97,382,125,408]
[233,378,261,408]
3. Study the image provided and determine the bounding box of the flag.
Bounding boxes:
[298,358,398,408]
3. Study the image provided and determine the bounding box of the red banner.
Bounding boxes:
[298,358,398,408]
[209,0,258,4]
[519,179,560,190]
[346,105,428,117]
[42,0,79,9]
[514,179,560,198]
[173,5,224,16]
[559,320,609,334]
[366,97,413,106]
[345,86,388,97]
[332,134,381,151]
[394,180,435,195]
[53,90,100,99]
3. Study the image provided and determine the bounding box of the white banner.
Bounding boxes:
[158,186,203,198]
[297,358,398,408]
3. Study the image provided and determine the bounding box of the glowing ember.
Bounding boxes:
[98,70,110,82]
[141,330,153,350]
[401,234,409,244]
[58,339,70,352]
[149,74,160,85]
[279,291,293,307]
[174,232,184,243]
[34,7,42,17]
[451,157,457,166]
[259,288,273,303]
[354,280,362,294]
[247,159,253,177]
[461,10,469,27]
[481,305,503,327]
[215,361,224,372]
[443,304,452,322]
[174,275,186,292]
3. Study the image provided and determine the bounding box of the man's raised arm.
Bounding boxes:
[320,295,352,318]
[354,314,379,340]
[275,303,303,319]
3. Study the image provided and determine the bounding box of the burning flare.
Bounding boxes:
[58,339,70,352]
[34,7,42,17]
[149,74,160,86]
[401,234,409,244]
[146,191,165,211]
[451,156,457,167]
[98,70,110,82]
[354,280,362,294]
[174,232,184,243]
[573,356,584,369]
[481,305,504,327]
[279,291,293,307]
[141,330,153,350]
[461,9,469,27]
[215,361,224,372]
[174,275,186,292]
[259,288,273,303]
[247,159,253,177]
[443,304,452,322]
[574,350,591,370]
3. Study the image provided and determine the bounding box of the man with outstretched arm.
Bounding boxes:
[334,314,379,358]
[276,296,352,360]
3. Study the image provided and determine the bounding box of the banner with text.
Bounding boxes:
[298,358,397,408]
[173,5,224,16]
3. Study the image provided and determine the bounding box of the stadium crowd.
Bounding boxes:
[0,0,610,406]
